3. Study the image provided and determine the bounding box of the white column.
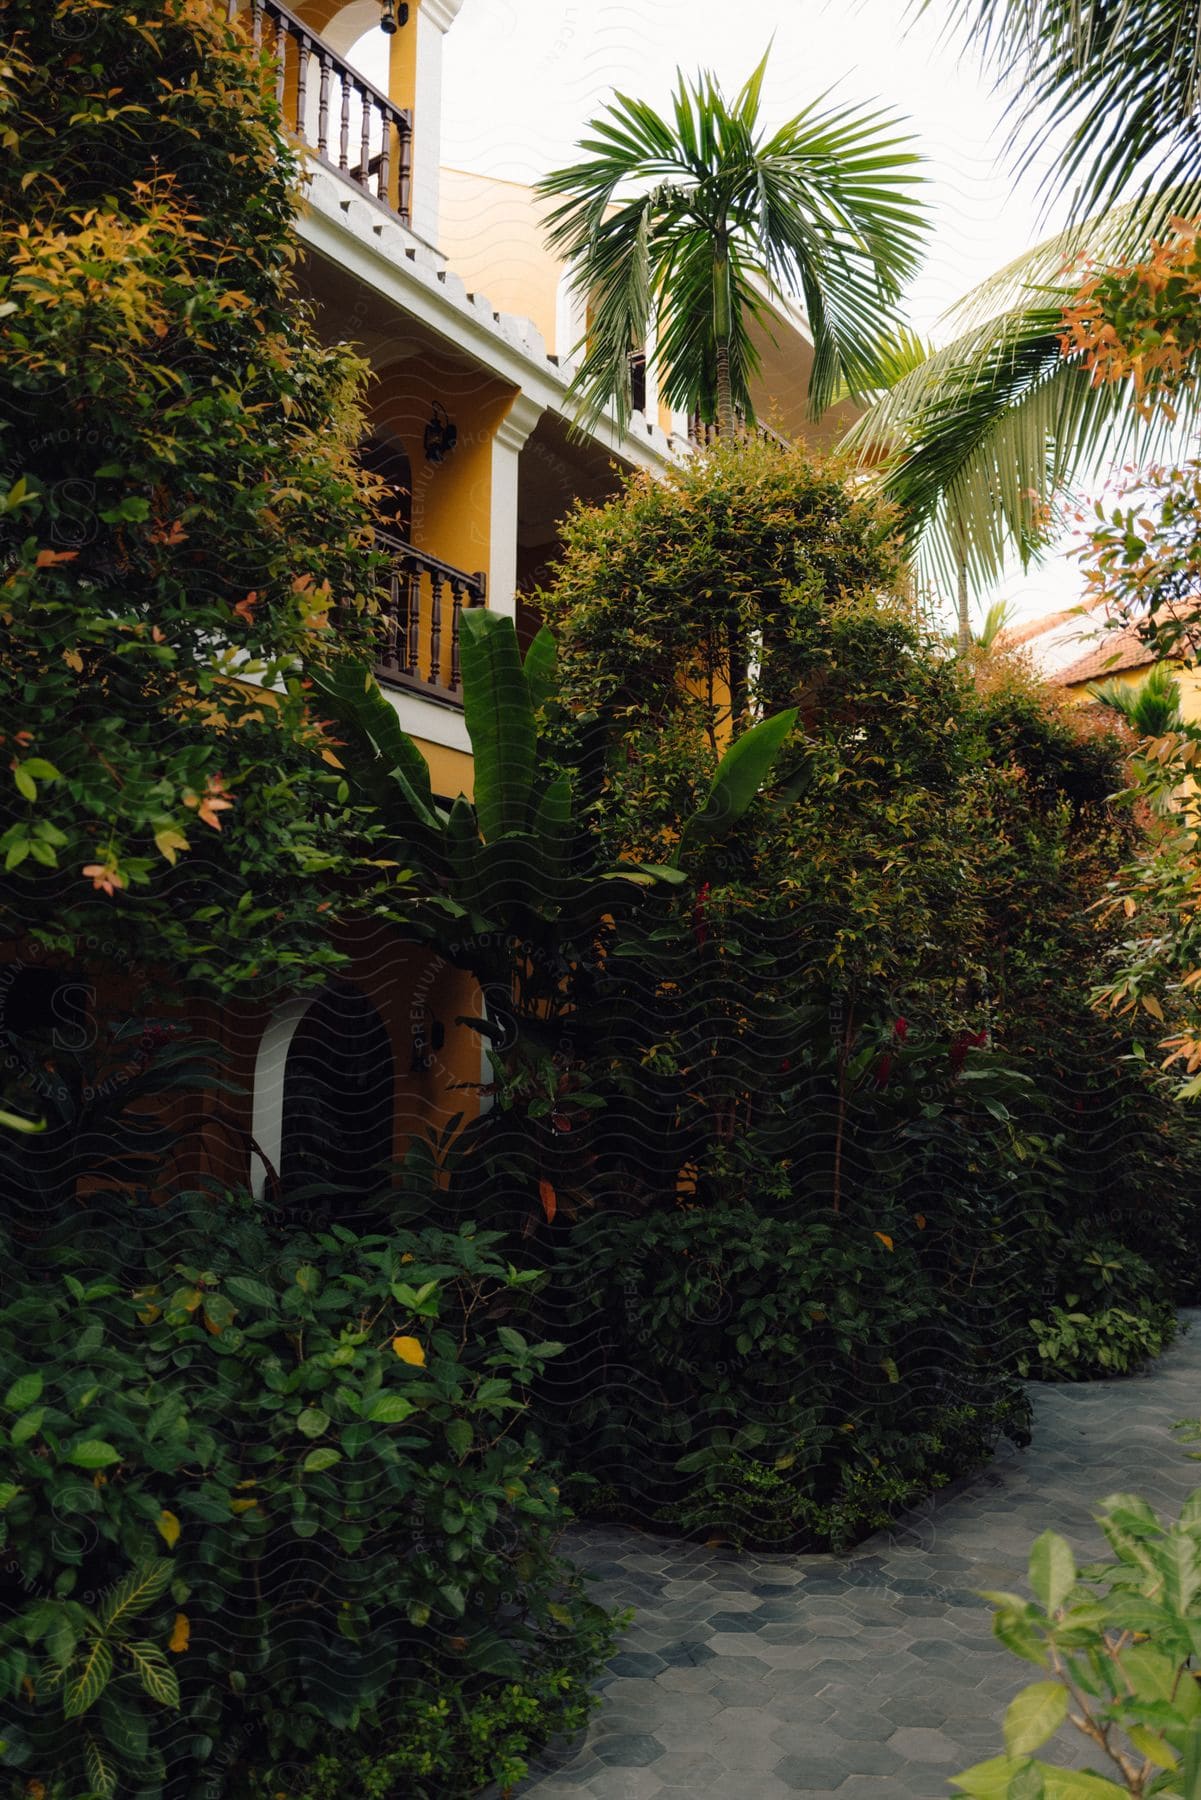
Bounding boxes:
[644,311,661,423]
[488,392,544,621]
[410,0,464,246]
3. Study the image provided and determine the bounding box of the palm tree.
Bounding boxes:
[535,51,928,439]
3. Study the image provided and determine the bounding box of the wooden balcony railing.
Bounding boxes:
[373,532,487,705]
[687,408,792,450]
[227,0,412,225]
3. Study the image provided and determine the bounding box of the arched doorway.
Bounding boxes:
[273,983,394,1199]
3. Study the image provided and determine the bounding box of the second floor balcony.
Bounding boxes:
[229,0,413,226]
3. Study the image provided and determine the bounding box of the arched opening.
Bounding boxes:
[252,983,394,1200]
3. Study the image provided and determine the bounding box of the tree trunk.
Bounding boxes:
[714,340,736,441]
[956,553,971,656]
[712,237,736,440]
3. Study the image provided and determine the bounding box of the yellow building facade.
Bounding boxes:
[212,0,842,1201]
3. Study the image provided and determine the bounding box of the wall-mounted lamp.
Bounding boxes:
[423,402,458,465]
[379,0,408,33]
[411,1013,445,1074]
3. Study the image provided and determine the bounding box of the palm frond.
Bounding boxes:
[977,599,1016,651]
[1090,662,1183,733]
[919,0,1201,231]
[843,206,1200,593]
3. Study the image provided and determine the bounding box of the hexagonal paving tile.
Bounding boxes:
[591,1733,667,1768]
[513,1318,1201,1797]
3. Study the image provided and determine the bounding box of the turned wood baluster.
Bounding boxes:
[338,70,351,172]
[226,0,237,22]
[295,34,310,137]
[397,118,412,222]
[378,115,391,208]
[316,50,331,156]
[274,13,287,106]
[404,564,420,676]
[429,574,444,686]
[250,0,262,47]
[449,582,465,689]
[377,568,393,672]
[359,86,372,192]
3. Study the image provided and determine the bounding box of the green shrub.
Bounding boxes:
[248,1646,613,1800]
[0,1201,616,1799]
[547,1200,1030,1550]
[953,1495,1201,1796]
[1022,1304,1178,1380]
[1020,1230,1181,1379]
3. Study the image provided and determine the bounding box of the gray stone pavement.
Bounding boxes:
[514,1312,1201,1799]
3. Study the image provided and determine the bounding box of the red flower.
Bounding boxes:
[949,1027,988,1075]
[874,1051,893,1089]
[893,1017,908,1042]
[692,881,711,948]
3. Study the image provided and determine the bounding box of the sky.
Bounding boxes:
[437,0,1085,631]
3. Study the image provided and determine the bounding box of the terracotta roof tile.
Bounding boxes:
[1054,623,1158,687]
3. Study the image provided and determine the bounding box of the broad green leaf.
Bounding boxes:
[302,1448,342,1473]
[1126,1725,1177,1771]
[363,1393,415,1424]
[1115,1641,1180,1704]
[98,1561,173,1634]
[532,770,573,884]
[4,1373,42,1412]
[11,1408,44,1446]
[949,1755,1033,1798]
[1040,1770,1128,1797]
[459,608,536,841]
[677,707,798,859]
[83,1731,118,1798]
[1029,1531,1076,1613]
[445,1418,472,1458]
[1179,1715,1201,1800]
[124,1641,180,1708]
[1004,1681,1068,1757]
[992,1608,1050,1667]
[523,624,558,718]
[65,1439,120,1469]
[307,661,441,831]
[223,1276,276,1312]
[63,1638,113,1718]
[296,1408,329,1437]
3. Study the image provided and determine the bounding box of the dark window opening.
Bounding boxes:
[628,351,647,416]
[358,432,413,541]
[280,983,394,1200]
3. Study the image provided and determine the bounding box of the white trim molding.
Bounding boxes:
[250,997,311,1199]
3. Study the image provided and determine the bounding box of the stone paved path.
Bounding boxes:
[514,1313,1201,1799]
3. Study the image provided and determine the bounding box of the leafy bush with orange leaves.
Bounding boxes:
[1060,220,1201,417]
[0,0,389,1002]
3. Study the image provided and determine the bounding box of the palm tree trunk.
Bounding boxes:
[713,236,736,439]
[956,554,971,656]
